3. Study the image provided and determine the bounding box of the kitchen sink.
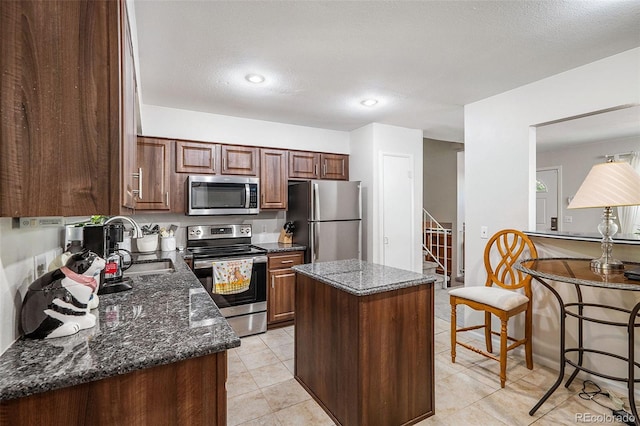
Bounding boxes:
[124,259,175,277]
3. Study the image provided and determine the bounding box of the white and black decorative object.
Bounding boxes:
[20,251,105,339]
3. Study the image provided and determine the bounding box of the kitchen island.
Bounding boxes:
[0,251,239,426]
[293,259,436,426]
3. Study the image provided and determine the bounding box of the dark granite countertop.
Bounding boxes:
[0,251,240,401]
[293,259,435,296]
[253,242,306,253]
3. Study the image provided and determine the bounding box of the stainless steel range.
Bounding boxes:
[186,224,267,337]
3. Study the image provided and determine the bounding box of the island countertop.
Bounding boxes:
[0,251,240,401]
[292,259,435,296]
[252,242,306,253]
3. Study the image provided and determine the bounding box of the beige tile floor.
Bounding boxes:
[227,287,629,425]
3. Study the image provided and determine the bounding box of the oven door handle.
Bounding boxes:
[193,255,267,270]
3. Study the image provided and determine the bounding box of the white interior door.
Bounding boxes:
[536,168,559,231]
[381,153,413,271]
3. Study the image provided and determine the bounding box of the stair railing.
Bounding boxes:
[423,208,450,289]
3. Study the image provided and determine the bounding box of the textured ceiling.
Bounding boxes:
[133,0,640,143]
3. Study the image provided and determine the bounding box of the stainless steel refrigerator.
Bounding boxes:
[287,180,362,263]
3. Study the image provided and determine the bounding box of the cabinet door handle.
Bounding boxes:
[223,157,227,171]
[314,163,318,177]
[133,167,143,200]
[323,162,327,177]
[165,191,170,206]
[271,275,275,289]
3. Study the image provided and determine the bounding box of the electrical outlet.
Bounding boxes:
[480,226,488,239]
[33,254,47,279]
[564,216,573,223]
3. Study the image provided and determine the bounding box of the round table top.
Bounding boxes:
[516,258,640,291]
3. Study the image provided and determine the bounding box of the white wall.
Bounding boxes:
[538,136,640,233]
[0,219,63,354]
[464,47,640,381]
[350,123,423,273]
[141,105,350,153]
[349,125,375,262]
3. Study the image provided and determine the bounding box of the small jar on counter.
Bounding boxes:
[160,236,176,252]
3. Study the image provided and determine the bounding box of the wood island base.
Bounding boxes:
[294,273,435,426]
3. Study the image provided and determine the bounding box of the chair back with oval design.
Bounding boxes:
[484,229,538,292]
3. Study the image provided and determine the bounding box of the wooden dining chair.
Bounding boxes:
[449,229,538,388]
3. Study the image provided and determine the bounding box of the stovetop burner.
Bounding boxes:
[185,224,267,259]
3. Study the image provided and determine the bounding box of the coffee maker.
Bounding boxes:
[83,224,133,294]
[63,225,84,253]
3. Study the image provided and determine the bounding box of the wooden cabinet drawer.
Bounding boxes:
[320,153,349,180]
[268,252,304,270]
[176,140,219,174]
[220,145,258,176]
[289,151,320,179]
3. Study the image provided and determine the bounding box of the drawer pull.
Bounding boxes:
[281,260,294,264]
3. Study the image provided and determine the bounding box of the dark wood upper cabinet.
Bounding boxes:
[260,148,288,210]
[0,0,135,217]
[289,151,320,179]
[135,138,171,211]
[120,4,138,209]
[175,140,219,174]
[220,145,258,176]
[321,153,349,180]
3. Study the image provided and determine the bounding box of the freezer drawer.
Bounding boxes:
[311,220,361,262]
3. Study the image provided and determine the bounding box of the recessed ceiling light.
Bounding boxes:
[360,99,378,107]
[245,73,265,84]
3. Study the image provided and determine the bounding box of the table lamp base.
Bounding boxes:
[590,257,624,273]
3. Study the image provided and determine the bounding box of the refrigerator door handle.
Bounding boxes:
[313,182,320,221]
[310,222,316,262]
[313,222,320,262]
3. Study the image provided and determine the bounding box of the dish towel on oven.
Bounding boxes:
[212,259,253,294]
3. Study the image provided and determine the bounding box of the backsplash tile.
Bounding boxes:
[0,211,286,354]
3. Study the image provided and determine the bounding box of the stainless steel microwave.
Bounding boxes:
[187,176,259,215]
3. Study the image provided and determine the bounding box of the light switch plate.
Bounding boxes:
[480,226,488,239]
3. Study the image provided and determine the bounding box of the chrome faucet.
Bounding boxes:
[104,216,143,238]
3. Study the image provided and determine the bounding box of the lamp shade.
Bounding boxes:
[568,161,640,209]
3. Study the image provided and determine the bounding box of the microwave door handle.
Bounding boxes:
[245,184,250,208]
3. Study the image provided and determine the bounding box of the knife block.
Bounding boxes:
[278,230,292,244]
